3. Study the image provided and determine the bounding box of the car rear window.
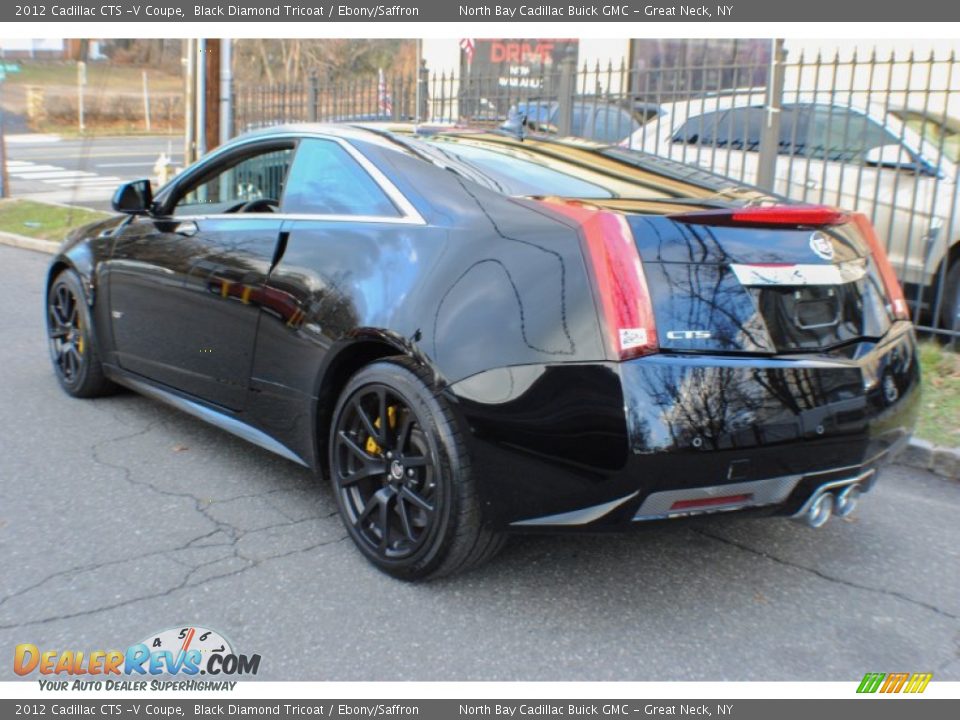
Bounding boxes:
[419,139,614,198]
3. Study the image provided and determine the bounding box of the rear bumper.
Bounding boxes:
[454,322,920,530]
[619,320,919,506]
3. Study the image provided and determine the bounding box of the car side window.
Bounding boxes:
[591,107,639,144]
[281,138,400,217]
[673,110,720,144]
[802,105,899,162]
[173,145,294,216]
[776,106,806,156]
[570,106,589,136]
[673,108,764,151]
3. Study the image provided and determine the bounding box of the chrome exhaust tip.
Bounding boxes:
[834,484,861,518]
[806,492,834,528]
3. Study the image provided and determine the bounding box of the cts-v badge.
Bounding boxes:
[666,330,713,340]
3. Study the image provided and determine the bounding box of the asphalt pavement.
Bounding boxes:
[1,243,958,681]
[4,134,183,211]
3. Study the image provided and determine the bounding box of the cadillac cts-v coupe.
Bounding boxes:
[45,125,920,579]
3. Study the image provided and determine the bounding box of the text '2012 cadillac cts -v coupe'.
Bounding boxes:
[45,124,920,579]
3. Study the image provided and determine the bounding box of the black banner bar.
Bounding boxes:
[2,0,959,23]
[2,700,959,719]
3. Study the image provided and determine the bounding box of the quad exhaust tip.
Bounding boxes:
[806,492,834,528]
[798,482,864,528]
[834,484,861,518]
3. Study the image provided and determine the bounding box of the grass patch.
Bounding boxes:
[917,341,960,447]
[0,199,110,242]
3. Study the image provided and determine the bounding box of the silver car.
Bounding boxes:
[624,92,960,329]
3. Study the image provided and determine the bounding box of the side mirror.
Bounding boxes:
[864,144,923,172]
[112,179,153,214]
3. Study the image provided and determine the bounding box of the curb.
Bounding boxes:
[896,438,960,480]
[0,230,59,255]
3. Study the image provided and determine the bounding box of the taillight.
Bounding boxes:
[850,212,910,321]
[540,200,658,360]
[671,204,850,228]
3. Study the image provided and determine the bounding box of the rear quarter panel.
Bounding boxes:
[247,150,607,468]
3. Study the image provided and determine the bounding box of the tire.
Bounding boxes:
[942,260,960,332]
[328,357,504,580]
[46,269,116,398]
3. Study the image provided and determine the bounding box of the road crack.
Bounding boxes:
[693,528,960,621]
[0,416,348,630]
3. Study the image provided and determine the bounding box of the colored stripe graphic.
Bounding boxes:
[857,672,932,694]
[857,673,885,693]
[904,673,933,694]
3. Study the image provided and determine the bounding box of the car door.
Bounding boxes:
[244,137,429,441]
[106,140,295,410]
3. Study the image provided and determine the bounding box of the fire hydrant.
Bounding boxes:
[153,153,175,187]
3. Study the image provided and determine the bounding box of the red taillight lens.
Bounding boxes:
[850,213,910,321]
[671,204,850,228]
[540,200,658,360]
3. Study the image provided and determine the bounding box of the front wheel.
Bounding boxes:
[46,269,116,398]
[328,358,504,580]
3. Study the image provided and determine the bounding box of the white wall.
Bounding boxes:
[0,39,64,56]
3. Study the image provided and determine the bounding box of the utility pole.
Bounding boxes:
[219,39,232,146]
[184,39,196,165]
[77,60,87,134]
[0,72,8,199]
[204,39,221,153]
[196,39,206,157]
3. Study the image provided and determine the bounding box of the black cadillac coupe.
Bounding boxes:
[46,124,920,579]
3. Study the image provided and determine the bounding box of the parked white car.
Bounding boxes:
[623,92,960,328]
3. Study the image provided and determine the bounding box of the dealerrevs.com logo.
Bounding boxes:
[14,626,260,690]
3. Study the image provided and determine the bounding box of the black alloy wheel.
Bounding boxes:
[46,270,115,398]
[329,359,504,580]
[333,383,439,560]
[48,280,85,384]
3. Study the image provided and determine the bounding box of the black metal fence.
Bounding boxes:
[233,46,960,340]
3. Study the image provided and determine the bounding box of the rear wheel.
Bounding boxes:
[46,270,115,398]
[329,358,504,580]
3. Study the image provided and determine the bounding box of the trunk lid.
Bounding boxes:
[624,213,895,354]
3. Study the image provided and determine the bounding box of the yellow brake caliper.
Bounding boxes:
[76,315,84,355]
[365,405,397,455]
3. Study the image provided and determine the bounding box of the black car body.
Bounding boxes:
[45,125,920,579]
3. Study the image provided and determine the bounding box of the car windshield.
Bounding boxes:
[892,110,960,163]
